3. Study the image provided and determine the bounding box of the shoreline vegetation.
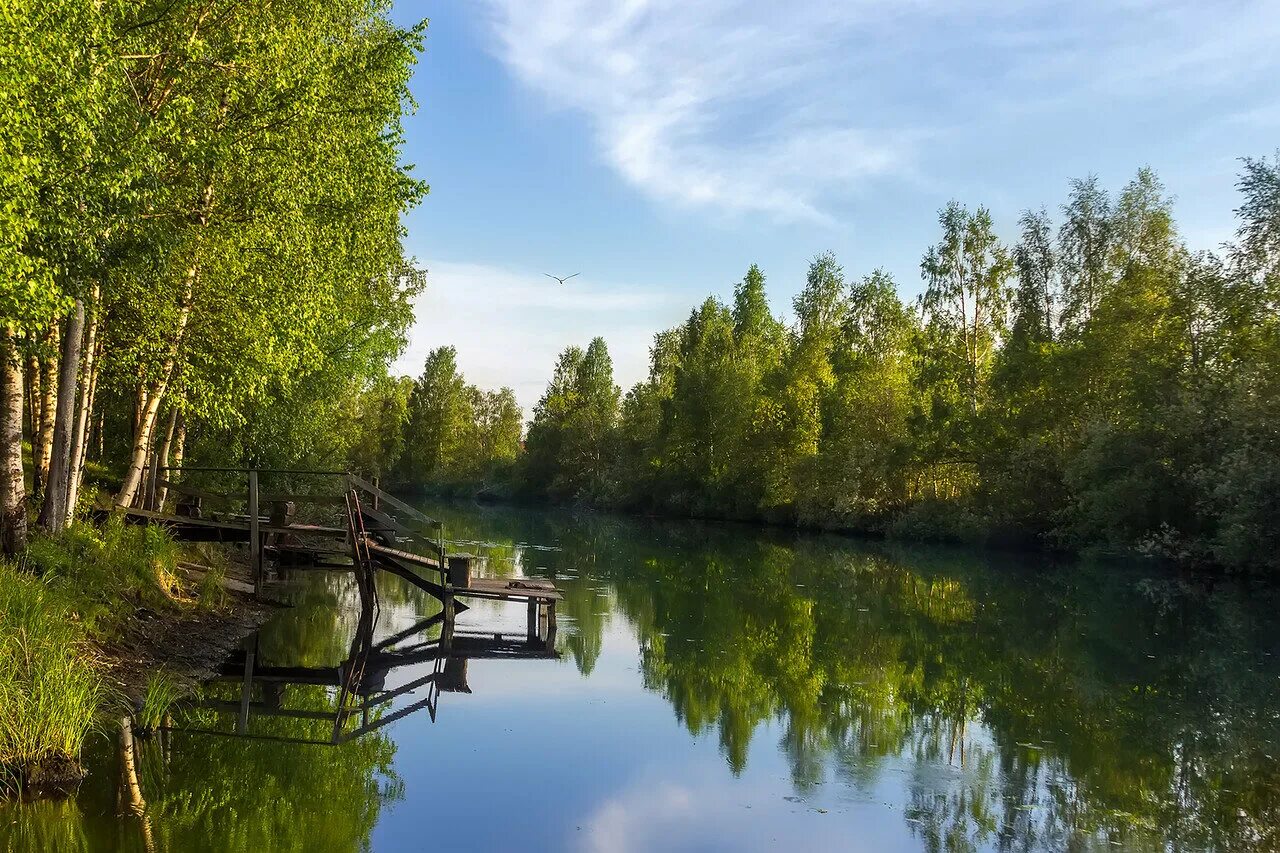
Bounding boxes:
[1,3,426,797]
[1,516,272,795]
[364,162,1278,576]
[1,0,1277,815]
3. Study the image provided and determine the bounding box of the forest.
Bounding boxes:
[3,6,1277,576]
[376,163,1280,574]
[0,0,426,556]
[0,0,428,788]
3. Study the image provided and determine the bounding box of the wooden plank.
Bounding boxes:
[360,502,417,544]
[376,558,446,598]
[277,521,347,536]
[365,541,561,600]
[365,540,444,571]
[347,473,440,529]
[458,577,563,602]
[273,542,351,559]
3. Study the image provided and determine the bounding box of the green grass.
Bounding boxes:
[1,517,208,792]
[0,563,104,793]
[23,517,184,638]
[196,566,230,611]
[138,669,183,730]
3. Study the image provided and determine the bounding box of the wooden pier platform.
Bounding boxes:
[105,469,563,634]
[103,505,348,542]
[365,540,560,633]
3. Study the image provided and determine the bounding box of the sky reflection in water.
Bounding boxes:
[5,502,1280,852]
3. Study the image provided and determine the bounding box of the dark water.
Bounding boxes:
[5,502,1280,852]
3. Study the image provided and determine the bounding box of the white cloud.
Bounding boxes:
[577,773,860,853]
[480,0,1280,223]
[482,0,916,223]
[392,260,683,416]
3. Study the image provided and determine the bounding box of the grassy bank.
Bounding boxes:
[0,518,225,794]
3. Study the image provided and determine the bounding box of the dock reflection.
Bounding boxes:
[175,604,558,745]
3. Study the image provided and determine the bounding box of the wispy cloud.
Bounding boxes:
[481,0,1280,223]
[482,0,918,223]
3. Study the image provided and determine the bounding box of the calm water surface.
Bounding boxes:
[5,502,1280,852]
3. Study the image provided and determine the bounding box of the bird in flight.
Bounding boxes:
[544,273,579,285]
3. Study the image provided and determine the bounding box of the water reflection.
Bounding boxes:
[427,503,1280,852]
[3,504,1280,852]
[186,605,559,745]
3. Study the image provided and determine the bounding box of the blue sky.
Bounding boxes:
[389,0,1280,413]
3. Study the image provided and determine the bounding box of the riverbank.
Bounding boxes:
[0,518,275,797]
[410,483,1087,564]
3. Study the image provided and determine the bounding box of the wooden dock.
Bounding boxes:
[107,468,562,634]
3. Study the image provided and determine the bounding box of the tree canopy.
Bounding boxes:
[503,161,1280,574]
[0,0,428,550]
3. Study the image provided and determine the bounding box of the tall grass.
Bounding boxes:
[138,670,183,730]
[24,517,184,638]
[1,518,188,790]
[0,563,103,790]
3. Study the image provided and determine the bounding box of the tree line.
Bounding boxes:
[0,1,427,554]
[345,345,523,489]
[502,163,1276,572]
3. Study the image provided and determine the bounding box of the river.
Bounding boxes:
[4,501,1279,852]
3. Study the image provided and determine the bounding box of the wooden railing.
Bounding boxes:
[151,467,447,596]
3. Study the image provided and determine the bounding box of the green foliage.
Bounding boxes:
[137,669,182,731]
[504,162,1279,574]
[0,0,428,513]
[23,518,183,637]
[196,566,229,611]
[0,561,103,786]
[522,338,621,502]
[393,347,522,490]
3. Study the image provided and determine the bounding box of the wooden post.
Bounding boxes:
[144,450,159,511]
[248,469,261,595]
[238,640,256,735]
[527,598,538,641]
[446,555,471,589]
[438,526,447,583]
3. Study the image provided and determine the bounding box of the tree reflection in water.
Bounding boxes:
[429,502,1280,852]
[1,562,559,853]
[3,504,1279,852]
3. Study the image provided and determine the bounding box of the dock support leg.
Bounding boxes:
[237,639,256,735]
[248,469,261,596]
[527,599,538,641]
